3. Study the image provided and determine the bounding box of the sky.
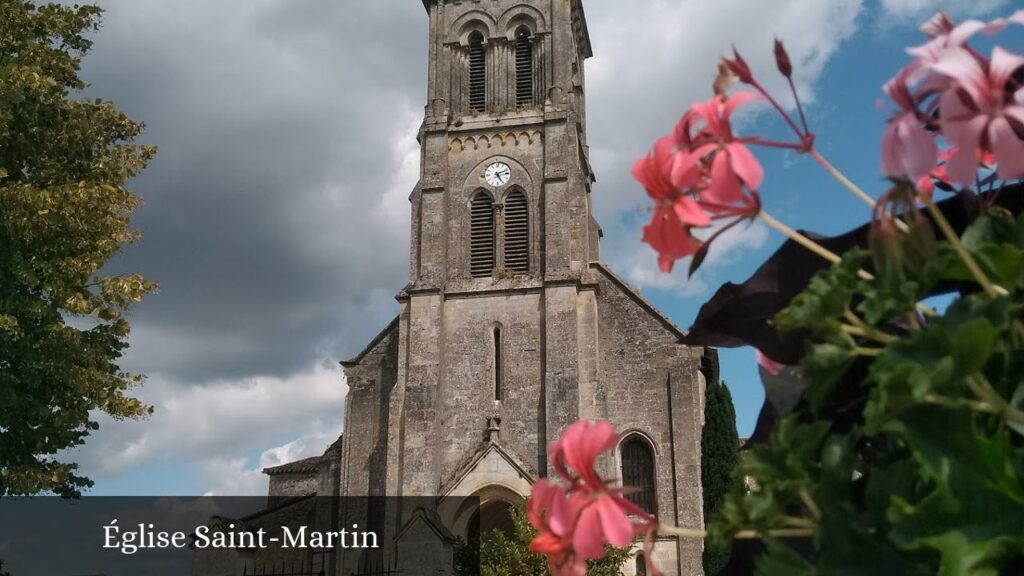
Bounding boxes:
[60,0,1022,496]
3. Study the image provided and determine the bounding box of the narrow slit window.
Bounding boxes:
[470,191,495,277]
[503,190,529,273]
[514,27,534,107]
[621,436,656,514]
[468,32,486,112]
[493,328,503,401]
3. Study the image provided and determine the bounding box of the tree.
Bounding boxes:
[454,506,633,576]
[0,0,156,497]
[701,381,739,575]
[0,559,9,576]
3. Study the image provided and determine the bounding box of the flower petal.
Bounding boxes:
[704,151,743,205]
[673,196,711,228]
[990,47,1024,91]
[571,504,607,560]
[932,48,987,106]
[756,350,787,376]
[722,91,761,119]
[989,116,1024,181]
[898,115,939,179]
[726,142,764,190]
[671,143,715,189]
[596,495,635,548]
[945,115,988,185]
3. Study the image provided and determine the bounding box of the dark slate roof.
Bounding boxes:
[262,435,344,476]
[262,456,321,475]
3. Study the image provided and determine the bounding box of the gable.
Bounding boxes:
[439,441,534,500]
[590,262,687,341]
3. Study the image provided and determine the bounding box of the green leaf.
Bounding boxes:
[884,407,1024,575]
[801,339,856,411]
[755,539,816,576]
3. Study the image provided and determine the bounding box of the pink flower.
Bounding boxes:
[634,137,710,273]
[633,137,712,229]
[642,212,702,273]
[528,479,587,576]
[881,67,939,181]
[528,420,658,574]
[672,92,764,210]
[934,46,1024,183]
[549,420,620,492]
[910,10,1024,66]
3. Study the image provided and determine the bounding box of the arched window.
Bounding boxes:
[621,436,656,514]
[503,190,529,273]
[635,553,648,576]
[470,191,495,277]
[514,27,534,107]
[468,32,486,112]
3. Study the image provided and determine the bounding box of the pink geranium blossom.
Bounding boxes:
[528,420,658,575]
[633,137,711,272]
[527,479,586,576]
[881,67,939,181]
[672,92,764,210]
[934,46,1024,184]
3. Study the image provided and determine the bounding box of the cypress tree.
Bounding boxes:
[701,381,739,575]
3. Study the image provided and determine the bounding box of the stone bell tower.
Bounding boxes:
[336,1,711,574]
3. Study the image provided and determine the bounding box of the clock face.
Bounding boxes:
[484,162,512,187]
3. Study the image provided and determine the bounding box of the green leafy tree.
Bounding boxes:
[0,559,10,576]
[701,381,739,575]
[0,0,156,496]
[455,506,633,576]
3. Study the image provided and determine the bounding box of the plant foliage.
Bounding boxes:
[454,506,633,576]
[0,0,156,496]
[708,208,1024,575]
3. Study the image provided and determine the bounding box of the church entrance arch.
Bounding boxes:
[450,483,525,542]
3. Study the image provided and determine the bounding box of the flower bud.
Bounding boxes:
[713,60,736,96]
[774,39,792,78]
[724,47,754,84]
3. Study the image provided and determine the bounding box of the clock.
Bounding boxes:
[484,161,512,187]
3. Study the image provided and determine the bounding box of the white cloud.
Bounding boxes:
[199,430,339,496]
[879,0,1009,20]
[71,362,345,494]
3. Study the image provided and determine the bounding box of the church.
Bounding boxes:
[264,1,716,574]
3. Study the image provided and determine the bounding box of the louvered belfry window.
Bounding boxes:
[470,191,495,277]
[503,190,529,273]
[468,32,486,112]
[621,437,656,514]
[514,27,533,107]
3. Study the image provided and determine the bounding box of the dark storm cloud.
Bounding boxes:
[79,0,428,380]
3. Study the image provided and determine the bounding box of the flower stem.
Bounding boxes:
[758,210,841,265]
[657,524,815,541]
[967,374,1024,426]
[798,490,822,521]
[842,311,899,344]
[923,197,1006,298]
[810,150,878,209]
